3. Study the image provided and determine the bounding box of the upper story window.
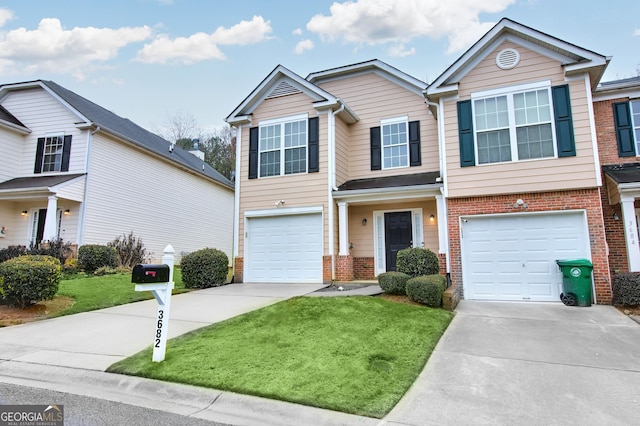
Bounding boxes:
[34,134,72,174]
[259,116,307,177]
[248,115,319,180]
[613,99,640,157]
[458,82,576,167]
[381,117,409,169]
[473,84,554,164]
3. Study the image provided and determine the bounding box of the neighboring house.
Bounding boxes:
[593,76,640,277]
[0,80,234,263]
[226,17,623,305]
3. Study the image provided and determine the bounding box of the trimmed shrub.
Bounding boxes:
[396,247,439,278]
[0,246,28,263]
[108,232,150,269]
[378,271,411,295]
[30,238,75,264]
[0,255,62,308]
[181,248,229,289]
[78,244,117,273]
[612,273,640,306]
[406,274,447,308]
[63,257,79,274]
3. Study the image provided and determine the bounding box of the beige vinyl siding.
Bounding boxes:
[1,88,87,176]
[348,200,439,257]
[335,117,350,186]
[83,132,234,263]
[55,177,86,202]
[317,72,438,181]
[444,41,599,198]
[238,93,329,256]
[57,202,80,244]
[605,175,621,205]
[0,130,22,182]
[0,202,18,247]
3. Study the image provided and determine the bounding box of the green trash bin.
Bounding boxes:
[555,259,593,307]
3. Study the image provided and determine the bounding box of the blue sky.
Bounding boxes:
[0,0,638,136]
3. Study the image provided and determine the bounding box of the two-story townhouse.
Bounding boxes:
[226,61,445,283]
[0,80,234,263]
[593,76,640,277]
[426,18,612,303]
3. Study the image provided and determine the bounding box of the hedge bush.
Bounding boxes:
[612,272,640,306]
[0,255,62,308]
[378,271,411,295]
[108,232,150,269]
[78,244,117,273]
[0,245,28,263]
[180,248,229,289]
[29,238,75,264]
[396,247,439,277]
[406,274,447,307]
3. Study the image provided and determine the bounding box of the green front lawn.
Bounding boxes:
[53,269,185,317]
[108,296,453,418]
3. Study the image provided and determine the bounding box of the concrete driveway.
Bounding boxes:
[384,300,640,425]
[0,283,325,371]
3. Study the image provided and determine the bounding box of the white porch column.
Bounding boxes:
[337,201,349,256]
[42,195,59,242]
[620,195,640,271]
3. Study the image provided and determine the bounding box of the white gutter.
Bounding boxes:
[328,100,345,281]
[77,126,99,245]
[233,125,243,259]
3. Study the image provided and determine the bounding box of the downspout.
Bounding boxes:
[424,96,451,276]
[78,125,100,245]
[328,100,345,281]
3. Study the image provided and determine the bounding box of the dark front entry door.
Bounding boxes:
[36,208,47,246]
[384,211,413,271]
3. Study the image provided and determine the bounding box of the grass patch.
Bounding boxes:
[108,296,453,418]
[53,269,185,317]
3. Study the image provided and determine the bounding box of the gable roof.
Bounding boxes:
[0,80,233,190]
[307,59,427,97]
[593,76,640,101]
[225,64,358,126]
[427,17,609,97]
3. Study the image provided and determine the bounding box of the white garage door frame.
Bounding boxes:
[460,209,592,302]
[244,206,323,283]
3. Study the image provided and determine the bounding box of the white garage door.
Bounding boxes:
[461,211,591,302]
[245,214,322,283]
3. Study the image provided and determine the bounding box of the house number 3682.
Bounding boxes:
[154,309,164,348]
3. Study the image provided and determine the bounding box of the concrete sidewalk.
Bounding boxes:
[0,283,325,371]
[384,301,640,425]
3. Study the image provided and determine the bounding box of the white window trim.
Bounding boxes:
[630,99,640,156]
[373,208,423,276]
[471,81,557,165]
[257,114,309,178]
[380,115,409,170]
[41,133,66,173]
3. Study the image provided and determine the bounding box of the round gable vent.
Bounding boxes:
[496,48,520,70]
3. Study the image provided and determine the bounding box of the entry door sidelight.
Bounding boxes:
[384,211,413,271]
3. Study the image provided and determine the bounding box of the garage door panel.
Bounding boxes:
[461,212,590,302]
[246,214,322,283]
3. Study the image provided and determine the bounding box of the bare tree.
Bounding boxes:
[153,110,200,143]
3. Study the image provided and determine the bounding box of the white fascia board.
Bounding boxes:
[225,115,252,126]
[332,185,443,204]
[244,205,323,218]
[593,86,640,102]
[0,120,31,135]
[618,183,640,192]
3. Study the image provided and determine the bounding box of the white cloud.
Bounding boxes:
[293,28,302,36]
[306,0,515,54]
[0,18,151,78]
[388,44,415,58]
[136,16,272,64]
[294,39,314,54]
[0,8,14,27]
[634,28,640,36]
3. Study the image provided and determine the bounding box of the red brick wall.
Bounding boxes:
[234,257,243,283]
[323,255,332,283]
[447,189,612,304]
[335,255,354,281]
[438,253,447,278]
[353,257,375,279]
[594,97,637,276]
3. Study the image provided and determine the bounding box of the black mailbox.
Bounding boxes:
[132,264,170,284]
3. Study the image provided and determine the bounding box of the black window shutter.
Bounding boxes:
[370,126,381,170]
[613,102,635,157]
[34,137,45,174]
[61,135,72,172]
[308,117,319,173]
[248,127,259,179]
[551,84,576,157]
[409,120,421,166]
[457,100,475,167]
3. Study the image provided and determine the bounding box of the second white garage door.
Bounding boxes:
[460,211,591,302]
[245,213,323,283]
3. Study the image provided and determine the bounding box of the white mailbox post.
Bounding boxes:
[133,244,175,362]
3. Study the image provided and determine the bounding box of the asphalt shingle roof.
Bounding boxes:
[603,163,640,184]
[0,174,85,191]
[337,171,441,191]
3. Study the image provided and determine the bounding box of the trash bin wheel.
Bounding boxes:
[561,292,577,306]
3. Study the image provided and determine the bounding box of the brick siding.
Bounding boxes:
[353,257,375,280]
[233,257,243,283]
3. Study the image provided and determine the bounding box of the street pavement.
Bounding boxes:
[1,284,639,425]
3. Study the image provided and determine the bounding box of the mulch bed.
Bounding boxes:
[0,296,74,327]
